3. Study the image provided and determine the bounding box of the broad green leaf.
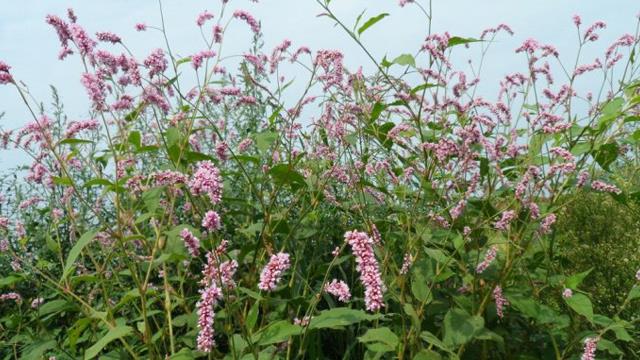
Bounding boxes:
[269,164,307,190]
[564,293,593,321]
[370,102,386,124]
[20,339,57,360]
[626,285,640,301]
[392,54,416,67]
[38,299,72,316]
[62,230,98,280]
[598,338,623,355]
[358,327,399,350]
[85,325,133,359]
[309,308,383,330]
[255,321,301,345]
[0,275,22,288]
[592,142,619,172]
[358,13,389,35]
[413,350,444,360]
[411,261,432,303]
[443,308,485,347]
[420,331,452,354]
[255,131,278,152]
[566,268,592,289]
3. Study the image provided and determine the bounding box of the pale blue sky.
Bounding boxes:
[0,1,639,169]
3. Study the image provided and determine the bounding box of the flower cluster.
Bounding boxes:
[345,230,385,311]
[258,252,291,291]
[324,279,351,302]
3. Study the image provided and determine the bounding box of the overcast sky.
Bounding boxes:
[1,0,639,169]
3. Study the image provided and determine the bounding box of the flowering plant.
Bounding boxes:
[1,1,640,359]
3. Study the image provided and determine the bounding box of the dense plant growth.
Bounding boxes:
[1,1,640,359]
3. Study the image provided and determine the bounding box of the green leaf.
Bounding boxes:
[128,131,142,150]
[57,138,94,146]
[20,339,57,360]
[598,338,623,355]
[255,321,301,345]
[38,299,72,316]
[309,308,383,330]
[359,327,399,352]
[626,285,640,302]
[269,164,307,190]
[413,350,444,360]
[448,36,480,47]
[357,13,389,35]
[255,131,278,152]
[85,325,133,359]
[247,301,260,332]
[0,275,23,288]
[564,293,594,321]
[370,102,386,124]
[392,54,416,67]
[592,142,619,171]
[566,268,592,289]
[62,230,98,280]
[411,261,432,303]
[443,308,485,347]
[411,83,439,94]
[420,331,453,354]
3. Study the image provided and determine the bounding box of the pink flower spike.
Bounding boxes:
[196,284,222,352]
[197,10,214,27]
[324,279,351,302]
[345,230,385,311]
[189,161,223,204]
[202,210,221,231]
[180,228,200,257]
[258,252,291,291]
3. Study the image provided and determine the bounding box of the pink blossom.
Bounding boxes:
[69,23,96,59]
[573,14,582,27]
[95,31,121,43]
[562,288,573,298]
[0,292,22,304]
[31,297,44,308]
[189,161,223,204]
[196,10,214,27]
[258,252,291,291]
[493,285,509,318]
[591,180,621,194]
[135,23,147,31]
[584,21,606,42]
[293,316,311,326]
[324,279,351,302]
[196,284,222,352]
[400,253,414,275]
[192,50,216,70]
[80,73,107,110]
[539,214,557,234]
[476,246,497,274]
[494,210,516,230]
[233,10,260,34]
[143,48,168,78]
[345,230,385,311]
[0,60,13,84]
[581,337,598,360]
[398,0,415,7]
[65,119,99,138]
[180,228,200,257]
[202,210,221,231]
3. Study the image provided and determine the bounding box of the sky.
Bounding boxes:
[0,0,639,169]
